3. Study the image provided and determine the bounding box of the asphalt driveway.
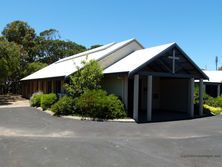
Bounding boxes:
[0,107,222,167]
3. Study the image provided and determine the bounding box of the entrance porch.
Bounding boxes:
[128,74,204,122]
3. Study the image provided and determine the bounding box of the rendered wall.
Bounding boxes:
[102,75,128,109]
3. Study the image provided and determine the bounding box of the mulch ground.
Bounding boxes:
[0,94,28,106]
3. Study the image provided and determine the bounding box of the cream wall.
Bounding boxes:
[102,75,128,110]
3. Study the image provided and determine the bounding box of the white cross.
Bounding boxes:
[168,49,179,73]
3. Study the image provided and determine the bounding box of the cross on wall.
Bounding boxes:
[168,49,179,74]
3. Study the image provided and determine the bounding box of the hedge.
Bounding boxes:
[75,89,126,119]
[40,93,57,110]
[203,104,222,115]
[30,92,43,107]
[51,96,76,116]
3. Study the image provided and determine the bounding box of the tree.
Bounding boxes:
[2,20,37,63]
[0,20,90,94]
[0,40,20,93]
[36,38,86,64]
[90,44,102,49]
[65,59,103,97]
[40,29,60,40]
[35,29,86,64]
[22,62,47,77]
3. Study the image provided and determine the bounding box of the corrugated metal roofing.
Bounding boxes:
[21,39,138,80]
[103,42,175,74]
[21,38,207,81]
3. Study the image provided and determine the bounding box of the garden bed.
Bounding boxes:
[36,106,135,123]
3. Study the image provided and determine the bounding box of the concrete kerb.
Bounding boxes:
[36,107,135,123]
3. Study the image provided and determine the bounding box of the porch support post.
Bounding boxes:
[217,85,221,97]
[188,78,194,118]
[61,80,65,94]
[133,75,139,122]
[147,75,152,122]
[199,79,204,116]
[124,76,128,111]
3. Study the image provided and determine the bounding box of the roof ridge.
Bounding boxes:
[55,42,116,64]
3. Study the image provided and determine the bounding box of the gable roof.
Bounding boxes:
[103,42,175,74]
[104,42,208,79]
[203,70,222,83]
[21,38,208,81]
[21,38,143,81]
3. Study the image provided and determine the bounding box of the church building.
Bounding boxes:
[21,39,208,122]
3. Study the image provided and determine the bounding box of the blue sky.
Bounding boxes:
[1,0,222,70]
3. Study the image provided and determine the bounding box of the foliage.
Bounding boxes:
[76,89,126,119]
[23,62,47,77]
[2,20,36,46]
[65,60,103,97]
[35,38,86,64]
[215,96,222,107]
[40,93,57,110]
[205,95,220,107]
[2,20,37,63]
[0,40,21,93]
[0,20,93,94]
[30,92,43,107]
[51,96,76,116]
[89,44,102,49]
[194,86,222,115]
[104,94,127,119]
[39,29,60,40]
[194,86,219,107]
[203,104,222,115]
[0,40,20,82]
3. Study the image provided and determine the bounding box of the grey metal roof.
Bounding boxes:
[21,39,208,81]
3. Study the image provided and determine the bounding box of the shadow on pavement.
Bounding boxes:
[138,110,213,123]
[0,94,25,106]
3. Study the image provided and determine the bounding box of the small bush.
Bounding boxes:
[41,93,57,110]
[51,96,75,116]
[76,89,126,119]
[30,92,43,107]
[215,96,222,107]
[204,94,219,107]
[194,86,219,107]
[203,104,222,115]
[105,94,127,119]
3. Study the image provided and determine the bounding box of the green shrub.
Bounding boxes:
[76,89,126,119]
[203,104,222,115]
[215,96,222,107]
[51,96,75,116]
[30,92,43,107]
[204,95,219,107]
[41,93,57,110]
[194,86,219,107]
[104,94,127,119]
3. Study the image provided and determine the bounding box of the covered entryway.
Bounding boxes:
[137,76,193,122]
[128,75,197,122]
[128,44,208,122]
